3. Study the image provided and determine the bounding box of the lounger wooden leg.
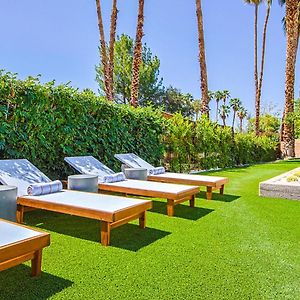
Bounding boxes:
[167,199,174,217]
[31,249,42,277]
[206,187,213,200]
[220,185,224,195]
[189,195,195,207]
[139,212,146,229]
[101,221,111,246]
[16,205,24,224]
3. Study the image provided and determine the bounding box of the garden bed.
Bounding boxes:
[259,166,300,200]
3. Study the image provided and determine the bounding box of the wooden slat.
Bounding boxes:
[147,174,229,188]
[17,197,114,223]
[0,252,34,272]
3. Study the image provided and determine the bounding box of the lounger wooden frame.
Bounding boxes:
[98,183,199,217]
[0,219,50,276]
[113,154,229,200]
[16,192,152,246]
[147,175,229,200]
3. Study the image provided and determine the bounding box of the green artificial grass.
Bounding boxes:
[1,160,300,299]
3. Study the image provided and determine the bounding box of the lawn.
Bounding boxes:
[1,160,299,299]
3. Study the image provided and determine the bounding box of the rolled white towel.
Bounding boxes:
[102,172,126,183]
[27,180,63,196]
[148,167,165,175]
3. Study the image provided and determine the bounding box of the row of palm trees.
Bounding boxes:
[216,94,247,132]
[194,90,248,132]
[95,0,145,107]
[196,0,299,157]
[95,0,299,156]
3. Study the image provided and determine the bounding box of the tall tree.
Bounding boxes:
[244,0,263,136]
[222,90,231,104]
[192,99,202,120]
[195,0,210,117]
[230,98,242,133]
[95,0,110,100]
[108,0,118,101]
[281,0,300,157]
[237,107,248,132]
[214,91,223,122]
[219,104,230,127]
[96,35,164,105]
[161,87,195,117]
[257,0,272,133]
[130,0,145,107]
[280,0,300,60]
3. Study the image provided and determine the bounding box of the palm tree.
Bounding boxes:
[130,0,145,107]
[280,0,300,59]
[230,98,242,132]
[192,99,202,120]
[237,107,248,132]
[214,91,223,122]
[281,0,300,157]
[244,0,266,136]
[95,0,110,100]
[108,0,118,101]
[195,0,210,117]
[257,0,273,134]
[222,90,231,104]
[208,90,215,103]
[219,104,231,127]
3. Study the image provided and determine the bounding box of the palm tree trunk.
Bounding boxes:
[232,112,236,133]
[257,4,271,132]
[108,0,118,102]
[239,118,243,132]
[282,0,299,158]
[216,101,219,122]
[254,4,260,136]
[195,0,209,118]
[222,117,226,127]
[130,0,145,107]
[96,0,110,100]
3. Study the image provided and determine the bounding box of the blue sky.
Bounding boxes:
[0,0,299,118]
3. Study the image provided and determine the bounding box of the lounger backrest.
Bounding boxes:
[64,156,115,181]
[0,159,51,196]
[114,153,154,170]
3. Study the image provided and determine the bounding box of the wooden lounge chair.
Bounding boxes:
[0,218,50,276]
[0,159,152,246]
[64,156,199,217]
[114,153,229,200]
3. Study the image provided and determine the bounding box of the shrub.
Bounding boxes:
[165,115,278,171]
[0,71,164,178]
[0,71,278,176]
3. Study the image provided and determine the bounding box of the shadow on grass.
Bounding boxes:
[150,200,214,220]
[110,223,171,251]
[25,211,170,252]
[197,191,241,203]
[0,265,73,299]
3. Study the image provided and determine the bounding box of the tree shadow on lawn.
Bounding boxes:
[0,265,73,299]
[25,211,170,252]
[197,191,241,203]
[150,200,214,220]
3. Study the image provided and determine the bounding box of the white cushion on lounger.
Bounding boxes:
[101,179,193,194]
[0,220,41,247]
[21,190,150,213]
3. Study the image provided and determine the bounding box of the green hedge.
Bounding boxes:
[0,72,278,177]
[0,71,164,178]
[164,114,278,172]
